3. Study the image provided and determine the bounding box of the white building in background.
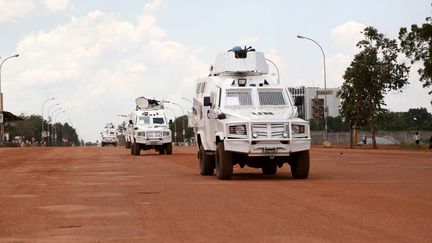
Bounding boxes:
[289,86,341,120]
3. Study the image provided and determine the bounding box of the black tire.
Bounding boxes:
[159,148,166,155]
[132,141,140,156]
[165,143,173,155]
[261,161,277,175]
[290,150,310,179]
[125,141,131,149]
[101,142,105,147]
[215,142,233,180]
[198,144,214,176]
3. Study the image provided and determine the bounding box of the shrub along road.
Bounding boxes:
[0,146,431,242]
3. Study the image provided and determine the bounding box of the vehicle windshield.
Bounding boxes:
[225,89,253,107]
[153,117,165,124]
[224,88,287,107]
[137,116,150,126]
[258,89,286,106]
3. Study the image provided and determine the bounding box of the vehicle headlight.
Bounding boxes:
[291,125,305,135]
[252,132,258,138]
[137,132,145,137]
[228,124,247,137]
[282,132,288,138]
[235,125,246,135]
[163,131,171,137]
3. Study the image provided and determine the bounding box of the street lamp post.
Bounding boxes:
[50,107,62,146]
[53,111,65,146]
[0,54,19,143]
[171,102,186,142]
[297,35,328,141]
[47,103,60,145]
[41,97,55,146]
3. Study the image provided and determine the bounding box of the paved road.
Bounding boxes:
[0,146,431,242]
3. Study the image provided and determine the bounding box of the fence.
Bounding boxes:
[311,130,432,145]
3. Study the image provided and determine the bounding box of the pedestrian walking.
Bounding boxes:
[362,134,367,145]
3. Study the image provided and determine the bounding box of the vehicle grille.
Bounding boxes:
[252,123,285,138]
[146,131,162,138]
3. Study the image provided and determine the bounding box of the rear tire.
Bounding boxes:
[261,161,277,175]
[165,143,173,155]
[198,144,214,176]
[290,150,309,179]
[215,142,233,180]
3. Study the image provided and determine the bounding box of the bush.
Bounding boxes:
[0,142,19,148]
[399,142,422,150]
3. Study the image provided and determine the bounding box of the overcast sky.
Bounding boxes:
[0,0,430,142]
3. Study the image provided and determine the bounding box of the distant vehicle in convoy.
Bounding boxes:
[127,97,173,155]
[189,46,311,180]
[101,123,118,147]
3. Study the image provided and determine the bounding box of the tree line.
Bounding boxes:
[310,108,432,132]
[337,9,432,148]
[4,114,80,146]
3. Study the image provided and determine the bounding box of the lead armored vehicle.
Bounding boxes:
[190,46,311,180]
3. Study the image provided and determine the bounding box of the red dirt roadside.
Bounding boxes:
[0,146,431,242]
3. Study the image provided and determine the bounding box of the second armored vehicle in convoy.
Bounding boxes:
[189,46,311,180]
[126,97,173,155]
[101,122,118,147]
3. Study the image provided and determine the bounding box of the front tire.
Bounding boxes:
[131,141,140,156]
[165,143,173,155]
[125,141,131,149]
[290,150,310,179]
[215,142,233,180]
[198,144,214,176]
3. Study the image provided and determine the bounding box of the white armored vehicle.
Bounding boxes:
[191,46,311,180]
[127,97,173,155]
[101,122,118,147]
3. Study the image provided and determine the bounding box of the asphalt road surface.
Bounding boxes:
[0,146,431,242]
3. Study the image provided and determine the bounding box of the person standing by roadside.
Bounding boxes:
[414,132,420,145]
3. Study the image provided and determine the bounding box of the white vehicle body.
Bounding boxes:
[127,97,173,155]
[101,123,118,147]
[190,47,311,179]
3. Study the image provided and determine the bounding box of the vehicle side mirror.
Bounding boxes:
[129,120,133,125]
[203,96,212,107]
[294,96,303,106]
[217,113,226,120]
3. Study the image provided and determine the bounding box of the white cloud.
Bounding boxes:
[331,21,366,53]
[143,0,163,14]
[326,53,352,87]
[0,0,36,23]
[0,0,72,23]
[43,0,72,11]
[5,1,208,142]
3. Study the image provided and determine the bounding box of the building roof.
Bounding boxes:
[2,111,23,122]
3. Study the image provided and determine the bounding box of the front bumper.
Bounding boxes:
[102,138,117,143]
[224,139,310,156]
[136,136,171,145]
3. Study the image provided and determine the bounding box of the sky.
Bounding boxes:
[0,0,431,142]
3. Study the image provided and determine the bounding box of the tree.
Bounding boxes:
[337,26,410,149]
[399,13,432,102]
